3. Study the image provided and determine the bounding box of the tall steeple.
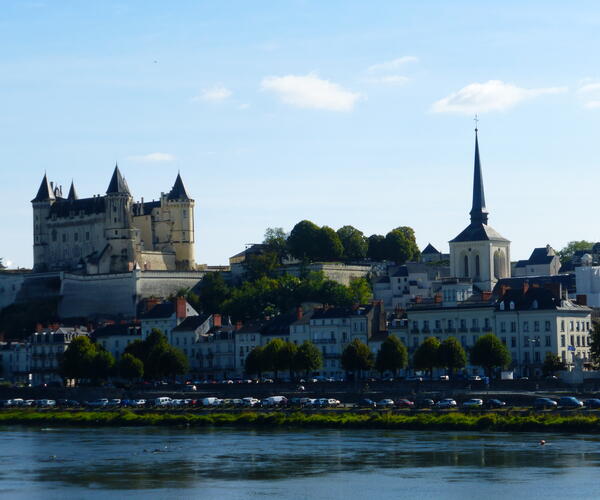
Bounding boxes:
[469,127,489,225]
[67,180,78,200]
[167,172,191,201]
[106,163,131,195]
[32,173,56,202]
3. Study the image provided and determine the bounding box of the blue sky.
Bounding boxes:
[2,1,600,268]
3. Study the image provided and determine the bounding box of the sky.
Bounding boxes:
[2,1,600,268]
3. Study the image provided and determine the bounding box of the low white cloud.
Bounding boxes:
[128,153,176,163]
[261,73,360,111]
[585,100,600,109]
[366,75,409,86]
[431,80,567,114]
[193,86,232,102]
[579,82,600,93]
[367,56,418,73]
[577,80,600,109]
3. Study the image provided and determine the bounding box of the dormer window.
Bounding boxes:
[532,300,538,309]
[499,302,505,311]
[509,301,515,310]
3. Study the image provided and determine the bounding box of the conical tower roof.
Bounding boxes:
[167,173,191,200]
[469,129,489,225]
[32,173,56,202]
[67,181,78,200]
[106,164,131,195]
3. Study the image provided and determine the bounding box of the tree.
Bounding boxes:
[590,321,600,367]
[412,337,441,378]
[278,341,298,378]
[192,272,231,314]
[542,352,566,376]
[90,348,116,383]
[348,278,372,305]
[159,347,189,378]
[245,346,265,377]
[375,335,408,376]
[294,341,322,376]
[263,227,289,262]
[470,334,511,378]
[438,337,467,376]
[341,338,373,379]
[124,329,188,380]
[287,220,321,261]
[316,226,344,261]
[243,251,280,280]
[60,336,97,382]
[557,240,594,262]
[118,353,144,381]
[262,338,287,379]
[337,226,367,260]
[0,258,6,271]
[385,226,420,263]
[367,234,387,261]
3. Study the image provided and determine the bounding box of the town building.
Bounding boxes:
[513,245,561,277]
[0,342,31,383]
[32,166,195,273]
[92,323,142,360]
[140,297,198,343]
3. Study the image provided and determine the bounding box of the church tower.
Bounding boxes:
[31,173,56,271]
[449,128,511,291]
[165,173,195,270]
[104,165,137,273]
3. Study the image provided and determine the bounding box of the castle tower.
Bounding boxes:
[165,173,195,270]
[31,173,56,272]
[104,165,137,273]
[449,128,511,291]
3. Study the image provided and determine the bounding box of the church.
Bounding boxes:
[448,128,511,291]
[31,165,196,274]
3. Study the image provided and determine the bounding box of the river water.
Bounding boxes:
[1,426,599,499]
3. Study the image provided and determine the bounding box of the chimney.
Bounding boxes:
[176,296,187,320]
[481,291,492,301]
[577,294,588,306]
[235,320,243,331]
[296,306,303,320]
[144,297,161,312]
[213,313,222,328]
[499,284,510,297]
[434,293,442,304]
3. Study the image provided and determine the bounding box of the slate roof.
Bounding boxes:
[49,196,106,218]
[140,301,175,319]
[67,181,78,200]
[311,304,373,320]
[92,323,141,338]
[493,274,576,295]
[106,165,131,195]
[172,314,211,332]
[422,243,440,255]
[450,223,509,243]
[32,174,56,202]
[167,173,191,201]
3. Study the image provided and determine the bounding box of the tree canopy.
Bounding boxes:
[118,353,144,380]
[412,337,441,378]
[469,334,511,378]
[375,335,408,375]
[124,329,188,380]
[294,341,323,375]
[557,240,594,262]
[337,226,368,260]
[438,337,467,375]
[341,338,373,377]
[542,352,566,376]
[60,336,116,384]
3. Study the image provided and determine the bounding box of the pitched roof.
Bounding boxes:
[311,304,373,320]
[106,165,131,195]
[167,173,191,201]
[172,314,211,332]
[92,323,141,338]
[67,181,78,200]
[450,223,509,243]
[422,243,440,255]
[141,301,175,319]
[528,247,556,265]
[32,173,56,202]
[496,287,564,311]
[49,196,106,218]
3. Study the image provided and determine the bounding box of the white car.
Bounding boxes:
[377,399,395,408]
[37,399,56,407]
[242,397,260,407]
[154,397,172,407]
[462,398,483,408]
[435,398,458,409]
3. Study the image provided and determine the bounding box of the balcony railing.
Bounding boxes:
[470,327,481,333]
[445,328,457,334]
[433,328,442,334]
[323,353,339,359]
[313,339,337,345]
[410,329,419,334]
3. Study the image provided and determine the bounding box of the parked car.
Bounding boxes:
[242,397,260,407]
[406,376,424,382]
[558,397,583,409]
[377,399,395,408]
[261,396,287,407]
[395,399,415,409]
[468,376,482,381]
[486,399,506,409]
[584,398,600,409]
[36,399,56,408]
[299,397,316,407]
[439,375,449,381]
[107,399,122,407]
[435,399,457,409]
[86,398,109,408]
[154,397,173,407]
[358,398,377,408]
[418,399,435,408]
[201,397,221,407]
[462,399,483,409]
[533,398,557,410]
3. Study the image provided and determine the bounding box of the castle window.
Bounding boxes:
[475,255,480,277]
[114,230,118,236]
[183,210,187,218]
[463,255,469,277]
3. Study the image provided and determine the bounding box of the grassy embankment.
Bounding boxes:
[2,409,600,433]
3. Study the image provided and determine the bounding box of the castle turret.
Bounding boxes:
[31,173,56,271]
[104,164,136,272]
[166,173,195,270]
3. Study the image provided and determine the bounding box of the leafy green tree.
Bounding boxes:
[118,353,144,381]
[278,341,299,378]
[243,251,280,280]
[590,321,600,367]
[375,335,408,376]
[385,226,420,263]
[316,226,344,261]
[263,227,289,262]
[412,337,441,378]
[192,272,231,314]
[348,278,372,305]
[557,240,594,262]
[470,334,511,378]
[124,329,188,380]
[341,338,373,379]
[159,348,189,378]
[90,348,116,384]
[262,338,287,379]
[438,337,467,376]
[542,352,566,376]
[287,220,321,261]
[294,341,323,376]
[244,346,265,377]
[60,336,97,382]
[367,234,387,261]
[337,226,368,260]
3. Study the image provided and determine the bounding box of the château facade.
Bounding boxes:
[32,165,195,274]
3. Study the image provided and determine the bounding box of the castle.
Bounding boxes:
[32,165,195,274]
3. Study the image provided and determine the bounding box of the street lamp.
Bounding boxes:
[528,336,540,377]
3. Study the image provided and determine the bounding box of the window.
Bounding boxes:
[577,336,581,347]
[51,229,57,242]
[510,321,516,333]
[74,233,79,242]
[472,319,478,328]
[85,231,90,241]
[464,255,469,277]
[570,321,574,332]
[500,322,506,333]
[448,319,454,329]
[501,337,507,345]
[545,336,551,347]
[484,318,490,330]
[561,335,566,347]
[534,321,540,332]
[509,301,515,310]
[62,233,67,243]
[435,320,441,329]
[475,255,480,276]
[534,351,540,362]
[461,336,467,346]
[460,319,466,330]
[183,209,187,218]
[511,337,516,348]
[570,335,575,346]
[545,321,551,332]
[523,335,530,347]
[472,335,478,345]
[523,322,529,332]
[524,352,530,362]
[500,302,505,311]
[561,320,565,332]
[532,300,538,309]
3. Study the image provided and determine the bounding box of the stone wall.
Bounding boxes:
[279,263,372,286]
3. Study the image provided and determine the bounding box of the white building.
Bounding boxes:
[140,297,198,342]
[0,342,31,383]
[92,323,141,360]
[575,256,600,307]
[513,245,561,277]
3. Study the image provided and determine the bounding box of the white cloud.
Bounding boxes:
[578,82,600,93]
[577,80,600,109]
[366,75,409,86]
[431,80,567,114]
[193,86,232,102]
[367,56,418,73]
[128,153,176,163]
[261,73,360,111]
[585,100,600,109]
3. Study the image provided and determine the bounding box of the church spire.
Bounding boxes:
[469,127,489,225]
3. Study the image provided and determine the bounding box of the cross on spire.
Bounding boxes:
[474,114,479,132]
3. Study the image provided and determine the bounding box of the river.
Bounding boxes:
[1,426,599,499]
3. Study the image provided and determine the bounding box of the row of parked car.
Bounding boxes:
[356,398,505,409]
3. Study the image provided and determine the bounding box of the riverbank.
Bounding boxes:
[2,409,600,433]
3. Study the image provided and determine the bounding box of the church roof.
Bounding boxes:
[32,173,56,202]
[106,165,131,195]
[67,181,78,200]
[167,173,191,201]
[422,243,440,254]
[450,222,509,243]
